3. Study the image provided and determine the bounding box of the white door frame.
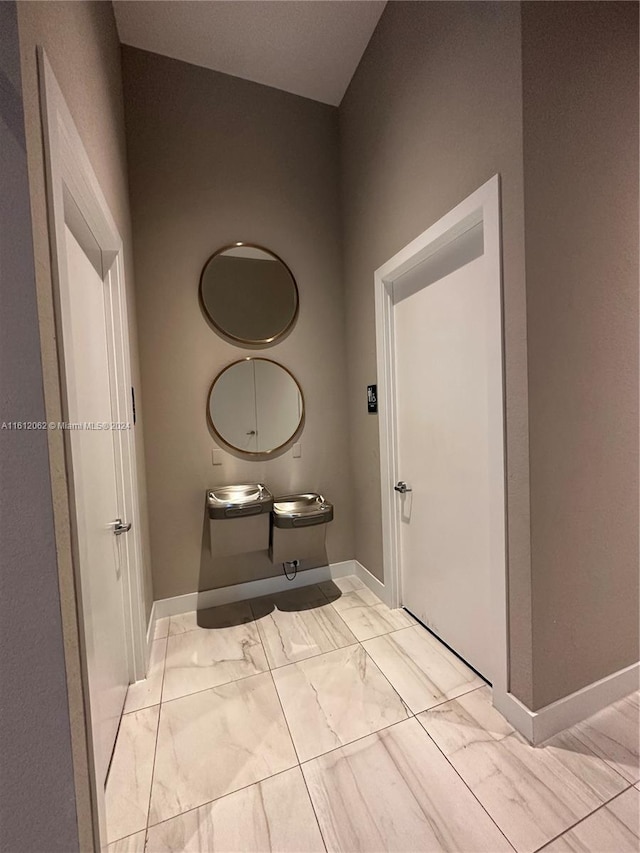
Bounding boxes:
[38,48,147,845]
[374,175,508,694]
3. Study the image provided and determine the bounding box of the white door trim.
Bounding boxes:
[374,175,508,694]
[38,48,146,847]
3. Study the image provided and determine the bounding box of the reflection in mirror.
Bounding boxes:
[208,358,303,454]
[200,244,298,344]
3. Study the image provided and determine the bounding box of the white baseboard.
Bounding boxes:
[353,559,392,607]
[145,601,157,669]
[494,661,640,745]
[150,558,390,623]
[152,559,358,620]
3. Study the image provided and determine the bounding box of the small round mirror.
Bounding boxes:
[200,244,298,344]
[208,358,303,454]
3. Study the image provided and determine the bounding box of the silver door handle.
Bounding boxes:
[394,481,412,494]
[112,518,132,535]
[246,430,256,435]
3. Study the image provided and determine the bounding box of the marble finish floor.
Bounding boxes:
[105,575,640,852]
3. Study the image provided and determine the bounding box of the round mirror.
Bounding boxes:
[200,244,299,344]
[208,358,304,454]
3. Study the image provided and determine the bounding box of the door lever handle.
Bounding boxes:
[394,481,412,494]
[112,518,132,535]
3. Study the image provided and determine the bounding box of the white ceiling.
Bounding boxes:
[113,1,386,106]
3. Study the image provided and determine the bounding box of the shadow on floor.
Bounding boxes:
[193,580,344,629]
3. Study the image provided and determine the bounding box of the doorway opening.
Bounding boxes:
[39,49,147,848]
[374,175,507,692]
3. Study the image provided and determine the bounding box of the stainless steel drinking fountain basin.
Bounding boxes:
[272,493,334,529]
[206,484,274,519]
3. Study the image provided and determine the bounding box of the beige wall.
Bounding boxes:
[338,2,534,704]
[121,47,354,600]
[17,2,154,846]
[522,1,639,708]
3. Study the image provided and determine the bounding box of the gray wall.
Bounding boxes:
[338,1,534,704]
[122,47,354,600]
[522,1,639,708]
[0,2,78,850]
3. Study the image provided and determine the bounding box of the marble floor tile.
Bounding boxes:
[154,616,171,640]
[163,619,268,702]
[250,585,357,668]
[362,624,485,713]
[272,644,409,762]
[328,589,415,641]
[146,767,325,852]
[169,601,254,637]
[124,637,167,713]
[419,687,628,853]
[105,704,159,843]
[106,830,147,853]
[303,717,512,852]
[149,672,297,824]
[570,691,640,783]
[317,574,366,598]
[543,786,640,852]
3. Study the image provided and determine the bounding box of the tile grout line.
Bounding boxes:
[106,634,168,846]
[296,715,426,768]
[532,782,638,852]
[143,765,298,836]
[565,728,639,789]
[267,668,302,766]
[298,774,329,853]
[319,583,422,643]
[143,632,169,841]
[270,640,363,673]
[412,710,518,852]
[261,607,420,853]
[248,591,359,671]
[121,635,167,717]
[414,695,638,853]
[266,668,329,852]
[157,628,388,708]
[357,640,415,721]
[158,599,274,706]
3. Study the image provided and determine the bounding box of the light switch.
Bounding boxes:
[212,448,224,466]
[292,443,302,458]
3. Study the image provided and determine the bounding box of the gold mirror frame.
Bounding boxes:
[207,357,305,455]
[199,242,299,345]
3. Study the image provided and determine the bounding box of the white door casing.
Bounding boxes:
[374,176,507,693]
[38,49,147,849]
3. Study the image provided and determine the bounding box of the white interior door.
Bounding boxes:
[64,226,130,784]
[394,225,495,681]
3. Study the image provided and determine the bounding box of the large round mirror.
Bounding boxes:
[200,244,298,344]
[208,358,303,454]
